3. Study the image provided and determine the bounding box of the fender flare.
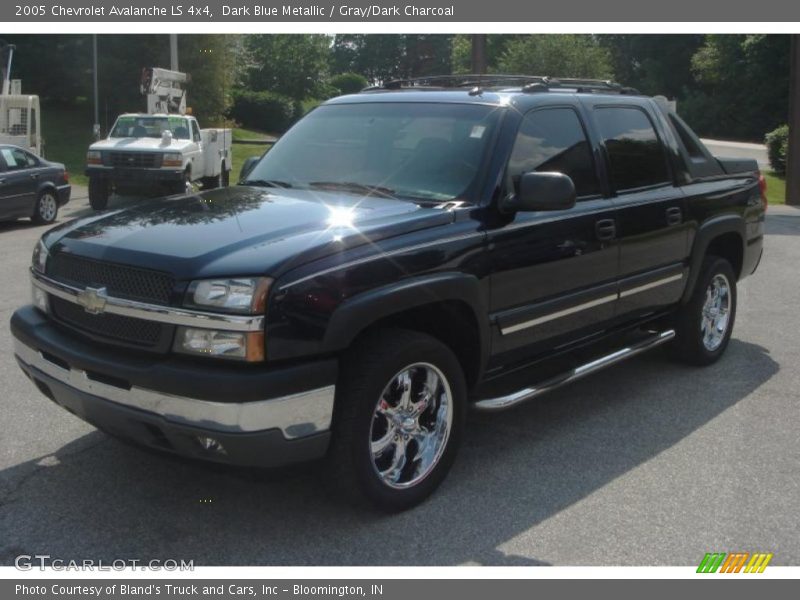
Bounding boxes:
[323,272,490,372]
[682,214,745,304]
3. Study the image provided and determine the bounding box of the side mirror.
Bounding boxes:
[239,156,260,181]
[501,171,577,213]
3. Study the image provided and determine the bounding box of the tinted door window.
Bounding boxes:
[595,107,670,191]
[191,120,201,142]
[0,147,36,171]
[507,107,600,198]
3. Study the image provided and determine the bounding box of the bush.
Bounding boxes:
[330,72,369,96]
[228,90,296,134]
[765,124,789,175]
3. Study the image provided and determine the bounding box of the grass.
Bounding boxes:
[43,106,96,186]
[41,106,274,187]
[762,170,785,205]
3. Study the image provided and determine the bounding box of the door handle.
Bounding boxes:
[30,173,39,180]
[666,206,682,226]
[595,219,616,241]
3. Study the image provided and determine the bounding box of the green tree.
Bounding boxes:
[498,35,613,79]
[331,34,452,84]
[599,35,704,96]
[243,35,330,100]
[179,35,238,124]
[450,35,519,73]
[682,35,790,140]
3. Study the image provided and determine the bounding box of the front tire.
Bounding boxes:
[672,256,737,365]
[328,329,466,511]
[88,177,110,211]
[32,190,58,224]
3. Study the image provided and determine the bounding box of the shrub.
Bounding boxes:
[228,90,296,134]
[330,72,369,96]
[765,124,789,175]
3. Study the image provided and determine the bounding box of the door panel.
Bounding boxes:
[487,105,620,364]
[588,103,690,318]
[488,198,619,359]
[614,188,689,315]
[0,147,38,217]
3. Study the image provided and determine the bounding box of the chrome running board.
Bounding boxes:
[473,329,676,412]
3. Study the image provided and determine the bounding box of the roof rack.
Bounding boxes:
[363,74,640,95]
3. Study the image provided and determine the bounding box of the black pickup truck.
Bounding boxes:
[11,76,766,511]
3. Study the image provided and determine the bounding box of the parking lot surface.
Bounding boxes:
[1,190,798,566]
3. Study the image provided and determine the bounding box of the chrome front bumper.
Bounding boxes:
[11,304,337,467]
[14,338,334,439]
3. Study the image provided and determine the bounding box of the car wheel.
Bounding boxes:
[672,255,737,366]
[32,190,58,224]
[327,328,466,512]
[88,178,110,211]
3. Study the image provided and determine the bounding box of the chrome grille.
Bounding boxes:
[50,296,171,351]
[48,253,174,305]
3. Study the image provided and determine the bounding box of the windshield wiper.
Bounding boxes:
[240,179,294,189]
[308,181,396,198]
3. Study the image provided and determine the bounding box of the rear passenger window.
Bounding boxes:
[595,107,670,191]
[507,107,600,198]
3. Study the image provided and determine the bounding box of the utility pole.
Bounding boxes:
[92,35,100,139]
[170,34,179,71]
[471,34,487,75]
[787,34,800,205]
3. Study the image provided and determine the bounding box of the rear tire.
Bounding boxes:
[327,329,466,512]
[88,177,110,211]
[672,255,737,366]
[32,189,59,224]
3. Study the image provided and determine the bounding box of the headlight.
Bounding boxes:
[31,283,50,314]
[162,152,182,167]
[32,239,48,274]
[174,327,265,362]
[185,277,271,314]
[86,150,102,165]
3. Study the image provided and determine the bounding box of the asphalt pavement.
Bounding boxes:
[0,189,798,566]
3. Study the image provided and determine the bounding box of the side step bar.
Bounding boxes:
[473,329,676,412]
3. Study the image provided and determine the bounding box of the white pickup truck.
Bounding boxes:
[85,113,232,210]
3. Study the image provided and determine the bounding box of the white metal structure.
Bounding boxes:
[140,67,190,115]
[1,43,42,155]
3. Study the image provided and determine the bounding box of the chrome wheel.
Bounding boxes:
[701,273,731,351]
[39,193,57,222]
[369,362,453,489]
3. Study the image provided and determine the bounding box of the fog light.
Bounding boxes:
[32,284,49,314]
[174,327,264,362]
[196,436,226,454]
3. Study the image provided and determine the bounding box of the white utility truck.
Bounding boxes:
[1,45,42,155]
[85,68,232,210]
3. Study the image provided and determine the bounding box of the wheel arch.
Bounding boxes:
[324,272,490,388]
[682,215,745,304]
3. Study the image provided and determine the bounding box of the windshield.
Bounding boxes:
[110,116,191,140]
[244,102,502,202]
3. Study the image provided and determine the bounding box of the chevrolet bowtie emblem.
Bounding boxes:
[76,286,108,314]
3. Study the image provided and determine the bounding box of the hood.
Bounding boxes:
[89,137,194,152]
[44,186,455,281]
